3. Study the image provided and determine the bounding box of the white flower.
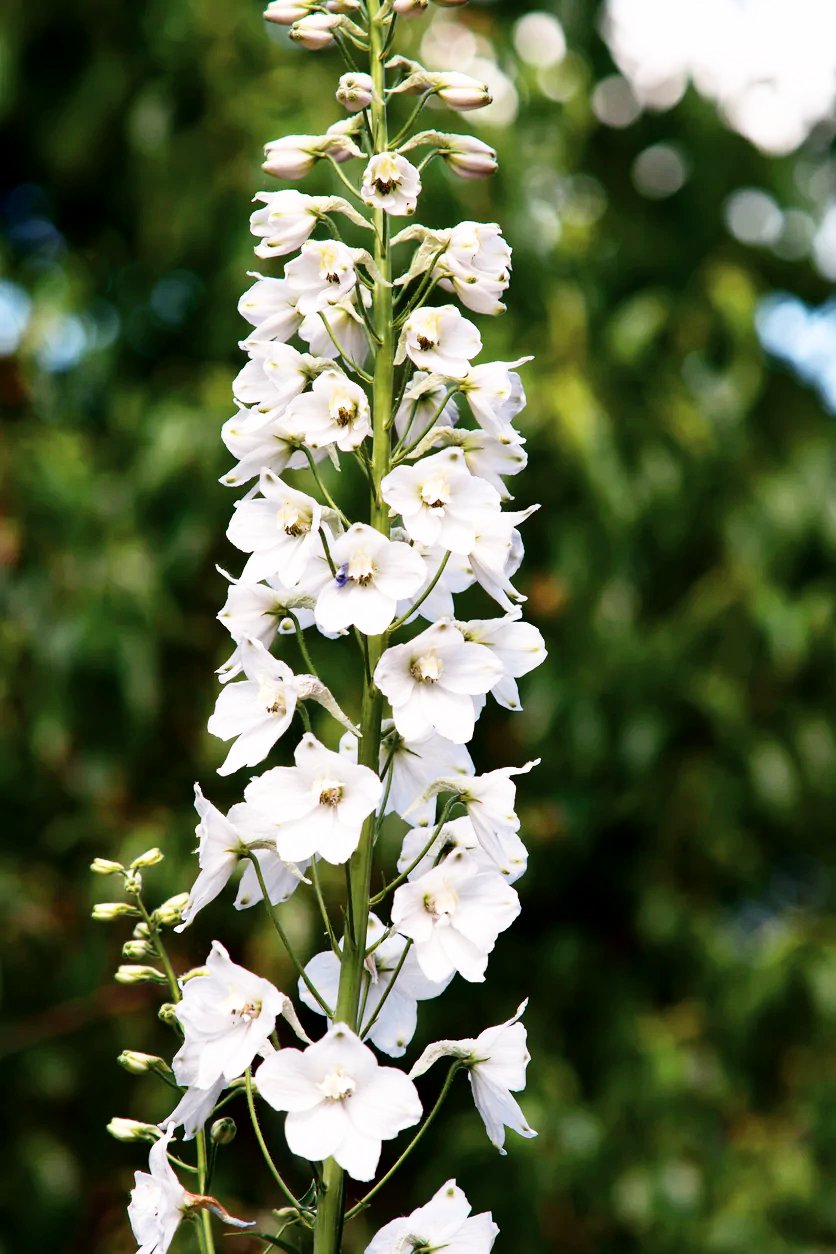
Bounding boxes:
[396,538,476,623]
[234,846,310,910]
[232,341,318,412]
[315,523,425,635]
[393,70,492,112]
[255,1022,422,1180]
[337,72,374,111]
[458,359,530,435]
[128,1126,188,1254]
[219,407,312,488]
[226,471,323,585]
[409,1001,536,1153]
[172,941,300,1090]
[244,732,382,864]
[285,240,359,315]
[286,370,371,451]
[361,152,421,216]
[394,370,459,441]
[264,1,313,25]
[249,190,322,258]
[237,273,300,343]
[207,639,300,775]
[215,568,321,682]
[374,620,502,744]
[398,813,527,883]
[413,427,526,500]
[391,848,520,983]
[365,1179,499,1254]
[468,504,537,611]
[457,611,547,711]
[299,297,369,365]
[381,448,501,553]
[339,723,473,825]
[414,760,539,869]
[398,305,481,377]
[175,786,253,930]
[433,230,510,317]
[162,1077,225,1140]
[299,915,451,1057]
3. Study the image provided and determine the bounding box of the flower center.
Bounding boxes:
[346,548,375,586]
[318,777,344,807]
[417,334,435,352]
[423,885,458,923]
[257,680,287,718]
[410,652,444,684]
[318,1066,356,1101]
[277,501,310,537]
[233,999,262,1023]
[336,405,355,427]
[419,472,450,511]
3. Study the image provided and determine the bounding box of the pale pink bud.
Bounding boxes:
[434,73,492,112]
[442,134,498,180]
[393,0,428,12]
[263,135,320,179]
[264,0,311,24]
[289,11,344,48]
[326,0,361,10]
[337,72,374,112]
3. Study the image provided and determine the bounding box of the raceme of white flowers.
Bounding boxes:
[92,3,547,1252]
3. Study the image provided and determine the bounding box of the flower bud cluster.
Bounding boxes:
[98,4,547,1252]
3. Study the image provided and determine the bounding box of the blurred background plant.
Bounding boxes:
[1,0,835,1250]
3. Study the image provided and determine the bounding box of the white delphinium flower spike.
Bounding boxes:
[457,611,547,711]
[175,786,256,930]
[298,914,451,1057]
[244,732,382,864]
[398,305,482,377]
[398,813,528,883]
[391,848,520,983]
[172,941,307,1090]
[255,1023,422,1181]
[237,273,300,344]
[361,152,421,216]
[286,370,371,451]
[284,239,360,315]
[374,620,502,744]
[315,523,425,635]
[365,1179,499,1254]
[409,1001,536,1154]
[381,448,501,553]
[226,471,324,585]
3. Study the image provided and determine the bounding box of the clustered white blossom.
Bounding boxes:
[98,3,548,1252]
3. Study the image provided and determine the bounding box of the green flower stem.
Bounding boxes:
[287,611,319,679]
[344,1063,462,1221]
[300,445,350,521]
[310,859,340,956]
[245,1069,307,1213]
[313,2,393,1249]
[385,549,450,634]
[248,854,334,1018]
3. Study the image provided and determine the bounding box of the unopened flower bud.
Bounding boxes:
[158,1002,180,1026]
[337,72,374,112]
[115,964,167,985]
[431,0,470,6]
[123,872,142,897]
[90,858,124,876]
[434,73,492,112]
[289,12,343,50]
[264,0,311,23]
[263,135,319,179]
[153,893,190,926]
[131,847,164,869]
[117,1050,172,1076]
[393,0,428,14]
[441,134,498,180]
[107,1117,161,1143]
[92,902,140,921]
[210,1117,237,1146]
[122,938,155,960]
[133,920,151,939]
[326,0,360,11]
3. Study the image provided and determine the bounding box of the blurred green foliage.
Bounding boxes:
[1,0,835,1251]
